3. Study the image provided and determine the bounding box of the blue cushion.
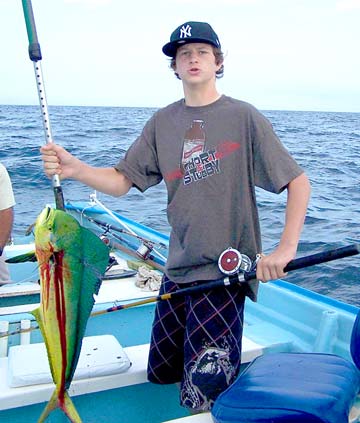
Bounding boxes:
[211,352,360,423]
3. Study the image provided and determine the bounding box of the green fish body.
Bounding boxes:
[31,207,109,422]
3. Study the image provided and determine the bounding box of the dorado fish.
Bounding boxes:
[30,207,109,422]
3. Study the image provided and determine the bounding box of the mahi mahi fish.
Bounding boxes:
[30,207,109,422]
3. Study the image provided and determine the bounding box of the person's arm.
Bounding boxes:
[0,207,14,255]
[256,172,311,282]
[41,143,132,197]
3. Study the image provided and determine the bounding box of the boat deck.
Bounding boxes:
[0,332,275,411]
[1,226,359,422]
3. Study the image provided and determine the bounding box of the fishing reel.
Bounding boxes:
[100,234,111,246]
[218,247,254,275]
[136,241,154,260]
[99,230,155,261]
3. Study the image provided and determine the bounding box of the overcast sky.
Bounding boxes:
[1,0,359,112]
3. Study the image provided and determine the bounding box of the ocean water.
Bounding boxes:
[0,104,359,306]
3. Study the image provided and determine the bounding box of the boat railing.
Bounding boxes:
[0,319,32,358]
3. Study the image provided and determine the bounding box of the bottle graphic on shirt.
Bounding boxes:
[181,120,205,173]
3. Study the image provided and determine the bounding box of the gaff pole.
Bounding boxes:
[21,0,65,210]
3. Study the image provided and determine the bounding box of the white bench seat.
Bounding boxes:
[7,335,131,387]
[0,333,289,412]
[0,340,150,411]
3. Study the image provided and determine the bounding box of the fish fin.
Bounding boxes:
[30,308,45,334]
[61,391,83,423]
[31,308,58,383]
[5,251,37,263]
[37,389,82,423]
[25,221,36,236]
[37,389,58,423]
[30,307,40,321]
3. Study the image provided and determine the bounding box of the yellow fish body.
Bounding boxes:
[31,207,109,422]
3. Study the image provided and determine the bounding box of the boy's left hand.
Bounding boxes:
[256,246,296,282]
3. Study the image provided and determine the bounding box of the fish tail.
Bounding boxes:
[37,389,82,423]
[60,391,82,423]
[37,389,58,423]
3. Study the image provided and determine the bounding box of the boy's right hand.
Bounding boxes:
[40,143,81,180]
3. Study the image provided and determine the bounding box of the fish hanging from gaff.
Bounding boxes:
[16,207,109,422]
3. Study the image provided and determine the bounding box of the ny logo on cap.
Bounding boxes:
[180,24,192,38]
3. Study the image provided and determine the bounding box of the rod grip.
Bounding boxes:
[244,244,360,281]
[22,0,42,61]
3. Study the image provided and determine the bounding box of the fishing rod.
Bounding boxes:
[89,194,167,262]
[0,324,38,340]
[21,0,65,210]
[91,243,360,316]
[69,203,168,263]
[106,237,165,272]
[2,244,359,338]
[86,214,167,252]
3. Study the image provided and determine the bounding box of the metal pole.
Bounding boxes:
[21,0,65,210]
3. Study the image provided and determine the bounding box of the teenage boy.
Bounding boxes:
[41,21,311,411]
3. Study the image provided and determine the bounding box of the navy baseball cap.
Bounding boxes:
[162,21,221,57]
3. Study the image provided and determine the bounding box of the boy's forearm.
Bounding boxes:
[75,163,132,197]
[279,173,311,250]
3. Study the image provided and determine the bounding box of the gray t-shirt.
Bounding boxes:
[115,95,303,300]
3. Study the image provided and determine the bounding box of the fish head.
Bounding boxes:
[34,207,81,254]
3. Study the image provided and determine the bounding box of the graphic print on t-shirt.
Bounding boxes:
[181,119,206,171]
[165,119,240,186]
[181,119,220,186]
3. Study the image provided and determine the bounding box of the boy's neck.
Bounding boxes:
[183,85,221,107]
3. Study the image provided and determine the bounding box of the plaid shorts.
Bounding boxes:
[147,275,245,411]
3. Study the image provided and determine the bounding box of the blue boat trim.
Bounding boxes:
[272,279,359,314]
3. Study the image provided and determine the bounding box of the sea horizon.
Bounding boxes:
[1,102,359,115]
